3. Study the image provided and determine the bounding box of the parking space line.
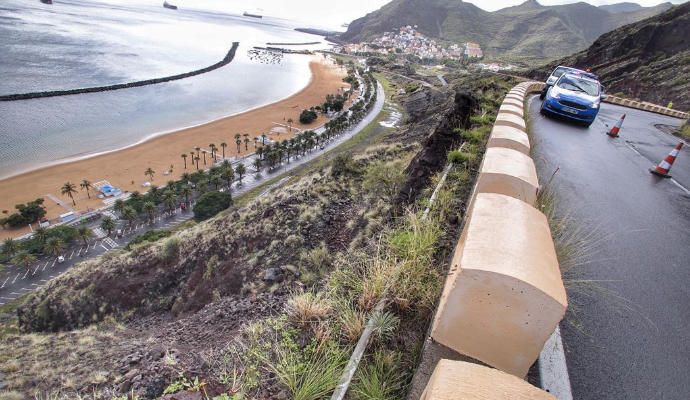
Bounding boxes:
[1,297,16,301]
[78,247,84,256]
[22,269,29,279]
[40,279,48,282]
[12,273,20,284]
[10,292,21,295]
[32,264,40,275]
[20,288,31,291]
[69,249,75,259]
[1,277,9,288]
[30,283,39,286]
[100,244,109,251]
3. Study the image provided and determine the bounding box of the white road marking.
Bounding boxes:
[1,297,16,301]
[69,249,75,259]
[539,326,573,400]
[22,269,29,279]
[51,258,57,267]
[100,244,109,251]
[12,273,20,284]
[20,288,31,292]
[78,247,84,255]
[670,178,690,195]
[40,279,48,282]
[30,283,39,286]
[10,292,21,295]
[1,276,9,288]
[32,264,40,275]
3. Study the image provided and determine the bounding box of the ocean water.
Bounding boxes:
[0,0,329,179]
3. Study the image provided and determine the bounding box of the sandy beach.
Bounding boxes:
[0,55,348,239]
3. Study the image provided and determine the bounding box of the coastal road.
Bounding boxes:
[528,97,690,399]
[0,81,387,302]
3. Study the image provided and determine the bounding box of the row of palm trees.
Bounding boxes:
[59,179,94,206]
[2,224,95,269]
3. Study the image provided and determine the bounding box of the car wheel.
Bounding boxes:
[539,89,546,100]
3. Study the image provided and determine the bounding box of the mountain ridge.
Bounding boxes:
[339,0,674,62]
[530,2,690,109]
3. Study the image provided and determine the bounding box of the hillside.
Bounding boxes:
[530,2,690,110]
[339,0,673,63]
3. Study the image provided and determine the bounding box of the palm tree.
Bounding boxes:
[12,251,36,269]
[163,191,176,215]
[145,167,155,182]
[44,237,65,257]
[113,199,125,215]
[235,163,246,184]
[194,156,201,170]
[143,201,156,224]
[181,154,188,169]
[77,226,92,246]
[61,182,78,206]
[221,166,234,189]
[220,142,227,159]
[181,172,191,184]
[202,150,207,165]
[253,157,262,172]
[287,118,294,134]
[100,216,116,236]
[243,134,250,151]
[209,143,217,160]
[80,179,93,199]
[261,133,267,145]
[123,206,138,228]
[2,238,18,257]
[33,227,48,244]
[180,185,193,204]
[195,147,201,160]
[235,133,242,153]
[256,146,264,160]
[253,137,258,149]
[210,174,222,191]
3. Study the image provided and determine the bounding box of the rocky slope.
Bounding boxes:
[530,2,690,110]
[339,0,672,62]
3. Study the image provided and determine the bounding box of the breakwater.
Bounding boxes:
[0,42,240,101]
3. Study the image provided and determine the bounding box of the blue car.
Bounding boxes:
[540,73,602,127]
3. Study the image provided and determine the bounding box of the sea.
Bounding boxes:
[0,0,331,179]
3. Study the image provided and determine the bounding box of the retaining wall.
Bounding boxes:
[602,95,689,119]
[422,81,564,398]
[0,42,240,101]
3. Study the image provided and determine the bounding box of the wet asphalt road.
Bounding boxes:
[528,96,690,399]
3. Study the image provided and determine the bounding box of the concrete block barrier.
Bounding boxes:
[505,94,524,103]
[487,125,531,156]
[475,147,539,206]
[430,193,567,378]
[502,98,524,109]
[498,103,524,117]
[495,112,527,131]
[420,359,556,400]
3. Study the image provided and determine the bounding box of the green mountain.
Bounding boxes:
[339,0,673,63]
[530,2,690,110]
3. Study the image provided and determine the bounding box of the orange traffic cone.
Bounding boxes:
[607,114,625,137]
[650,142,683,178]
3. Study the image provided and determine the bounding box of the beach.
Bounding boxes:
[0,56,348,239]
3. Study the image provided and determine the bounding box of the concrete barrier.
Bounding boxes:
[495,112,527,131]
[488,125,531,156]
[502,98,524,109]
[430,193,567,378]
[498,103,524,117]
[505,94,524,103]
[475,147,539,206]
[420,360,556,400]
[604,95,689,119]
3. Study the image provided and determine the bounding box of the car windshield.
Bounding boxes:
[552,67,570,78]
[557,76,599,96]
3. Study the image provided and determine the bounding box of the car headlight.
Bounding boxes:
[591,100,600,108]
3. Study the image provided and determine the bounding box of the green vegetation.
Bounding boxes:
[678,123,690,140]
[125,229,172,250]
[299,109,318,124]
[193,191,233,221]
[1,225,78,265]
[0,198,47,229]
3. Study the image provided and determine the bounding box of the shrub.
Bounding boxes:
[286,291,332,325]
[1,198,47,228]
[193,191,233,221]
[331,154,361,177]
[447,150,477,167]
[299,109,318,124]
[162,237,180,261]
[125,229,171,250]
[362,161,407,201]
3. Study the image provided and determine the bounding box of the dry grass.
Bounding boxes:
[286,291,333,325]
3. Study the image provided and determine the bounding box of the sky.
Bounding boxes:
[133,0,688,29]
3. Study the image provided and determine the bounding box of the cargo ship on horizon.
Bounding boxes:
[243,11,263,19]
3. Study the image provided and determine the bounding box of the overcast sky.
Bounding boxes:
[173,0,687,29]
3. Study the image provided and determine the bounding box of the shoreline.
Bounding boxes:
[0,60,317,181]
[0,55,349,238]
